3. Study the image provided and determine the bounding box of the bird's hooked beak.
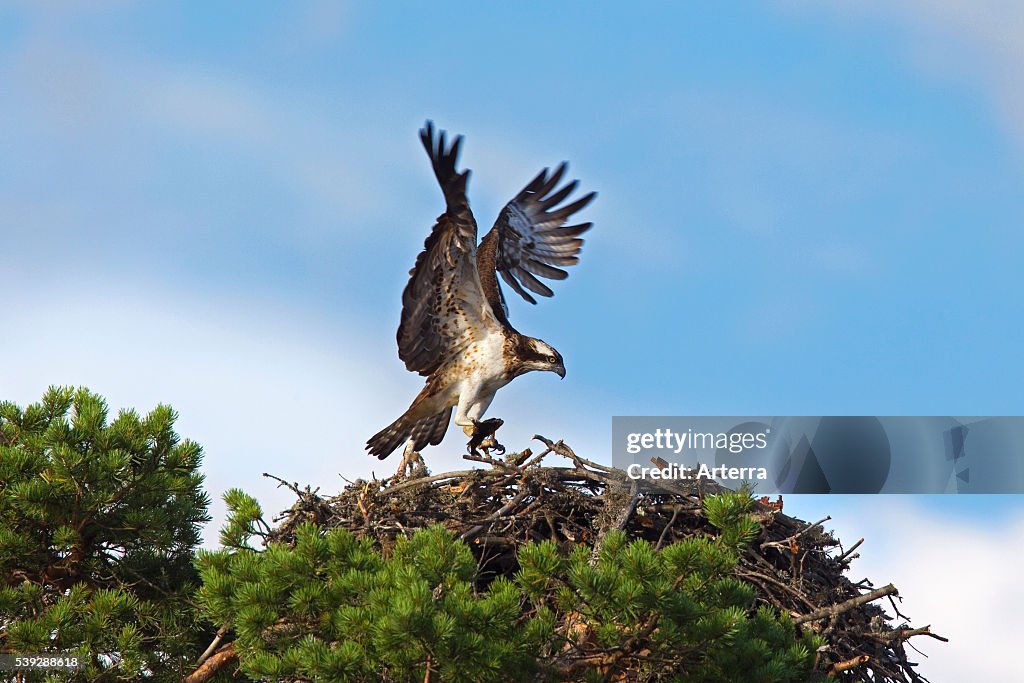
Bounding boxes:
[554,363,566,380]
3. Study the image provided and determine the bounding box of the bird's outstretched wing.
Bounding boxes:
[484,163,596,306]
[397,122,496,377]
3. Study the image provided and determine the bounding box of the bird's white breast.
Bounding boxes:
[459,327,509,383]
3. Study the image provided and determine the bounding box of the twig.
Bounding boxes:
[183,642,237,683]
[836,538,864,564]
[262,472,310,497]
[195,626,227,666]
[519,447,550,469]
[888,593,912,622]
[533,434,615,473]
[655,505,681,551]
[463,451,512,468]
[761,515,831,552]
[795,584,898,625]
[459,489,530,541]
[385,469,481,494]
[829,654,869,675]
[869,625,949,643]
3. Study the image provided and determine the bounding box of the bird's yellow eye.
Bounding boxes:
[547,356,557,363]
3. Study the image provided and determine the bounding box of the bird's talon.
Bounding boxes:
[467,418,505,456]
[396,442,428,479]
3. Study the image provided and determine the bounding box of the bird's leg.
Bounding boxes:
[467,418,505,456]
[396,439,427,479]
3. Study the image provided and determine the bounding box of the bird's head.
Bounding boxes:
[513,336,566,379]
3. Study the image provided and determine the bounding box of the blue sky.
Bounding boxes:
[2,3,1023,679]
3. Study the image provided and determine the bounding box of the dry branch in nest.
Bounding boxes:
[262,435,945,682]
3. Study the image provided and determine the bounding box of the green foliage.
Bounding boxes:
[0,387,212,681]
[703,486,762,552]
[1,388,824,681]
[198,512,536,683]
[198,490,820,682]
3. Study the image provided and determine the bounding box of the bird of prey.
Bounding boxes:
[366,122,596,472]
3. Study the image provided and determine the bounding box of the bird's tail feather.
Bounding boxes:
[366,406,453,459]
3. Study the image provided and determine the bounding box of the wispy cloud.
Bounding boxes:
[1,33,412,261]
[0,276,606,546]
[0,14,612,539]
[0,281,391,544]
[785,496,1024,681]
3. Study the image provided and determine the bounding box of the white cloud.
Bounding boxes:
[0,277,607,547]
[0,282,391,545]
[0,20,612,548]
[784,496,1024,681]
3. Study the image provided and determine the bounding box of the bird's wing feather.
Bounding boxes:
[397,122,500,377]
[484,163,596,305]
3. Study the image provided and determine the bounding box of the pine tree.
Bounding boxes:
[0,387,212,681]
[1,389,931,682]
[195,489,821,682]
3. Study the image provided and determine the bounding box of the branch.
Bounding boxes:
[262,472,309,497]
[195,627,227,667]
[462,451,513,469]
[836,537,864,564]
[795,583,898,625]
[761,515,831,552]
[655,505,681,551]
[533,434,615,473]
[459,489,531,541]
[829,654,869,676]
[385,470,481,494]
[182,642,237,683]
[869,625,949,643]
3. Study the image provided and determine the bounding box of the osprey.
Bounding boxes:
[366,122,595,468]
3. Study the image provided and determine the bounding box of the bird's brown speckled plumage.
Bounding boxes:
[366,122,594,460]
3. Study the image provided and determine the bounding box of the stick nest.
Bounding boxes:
[264,436,944,682]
